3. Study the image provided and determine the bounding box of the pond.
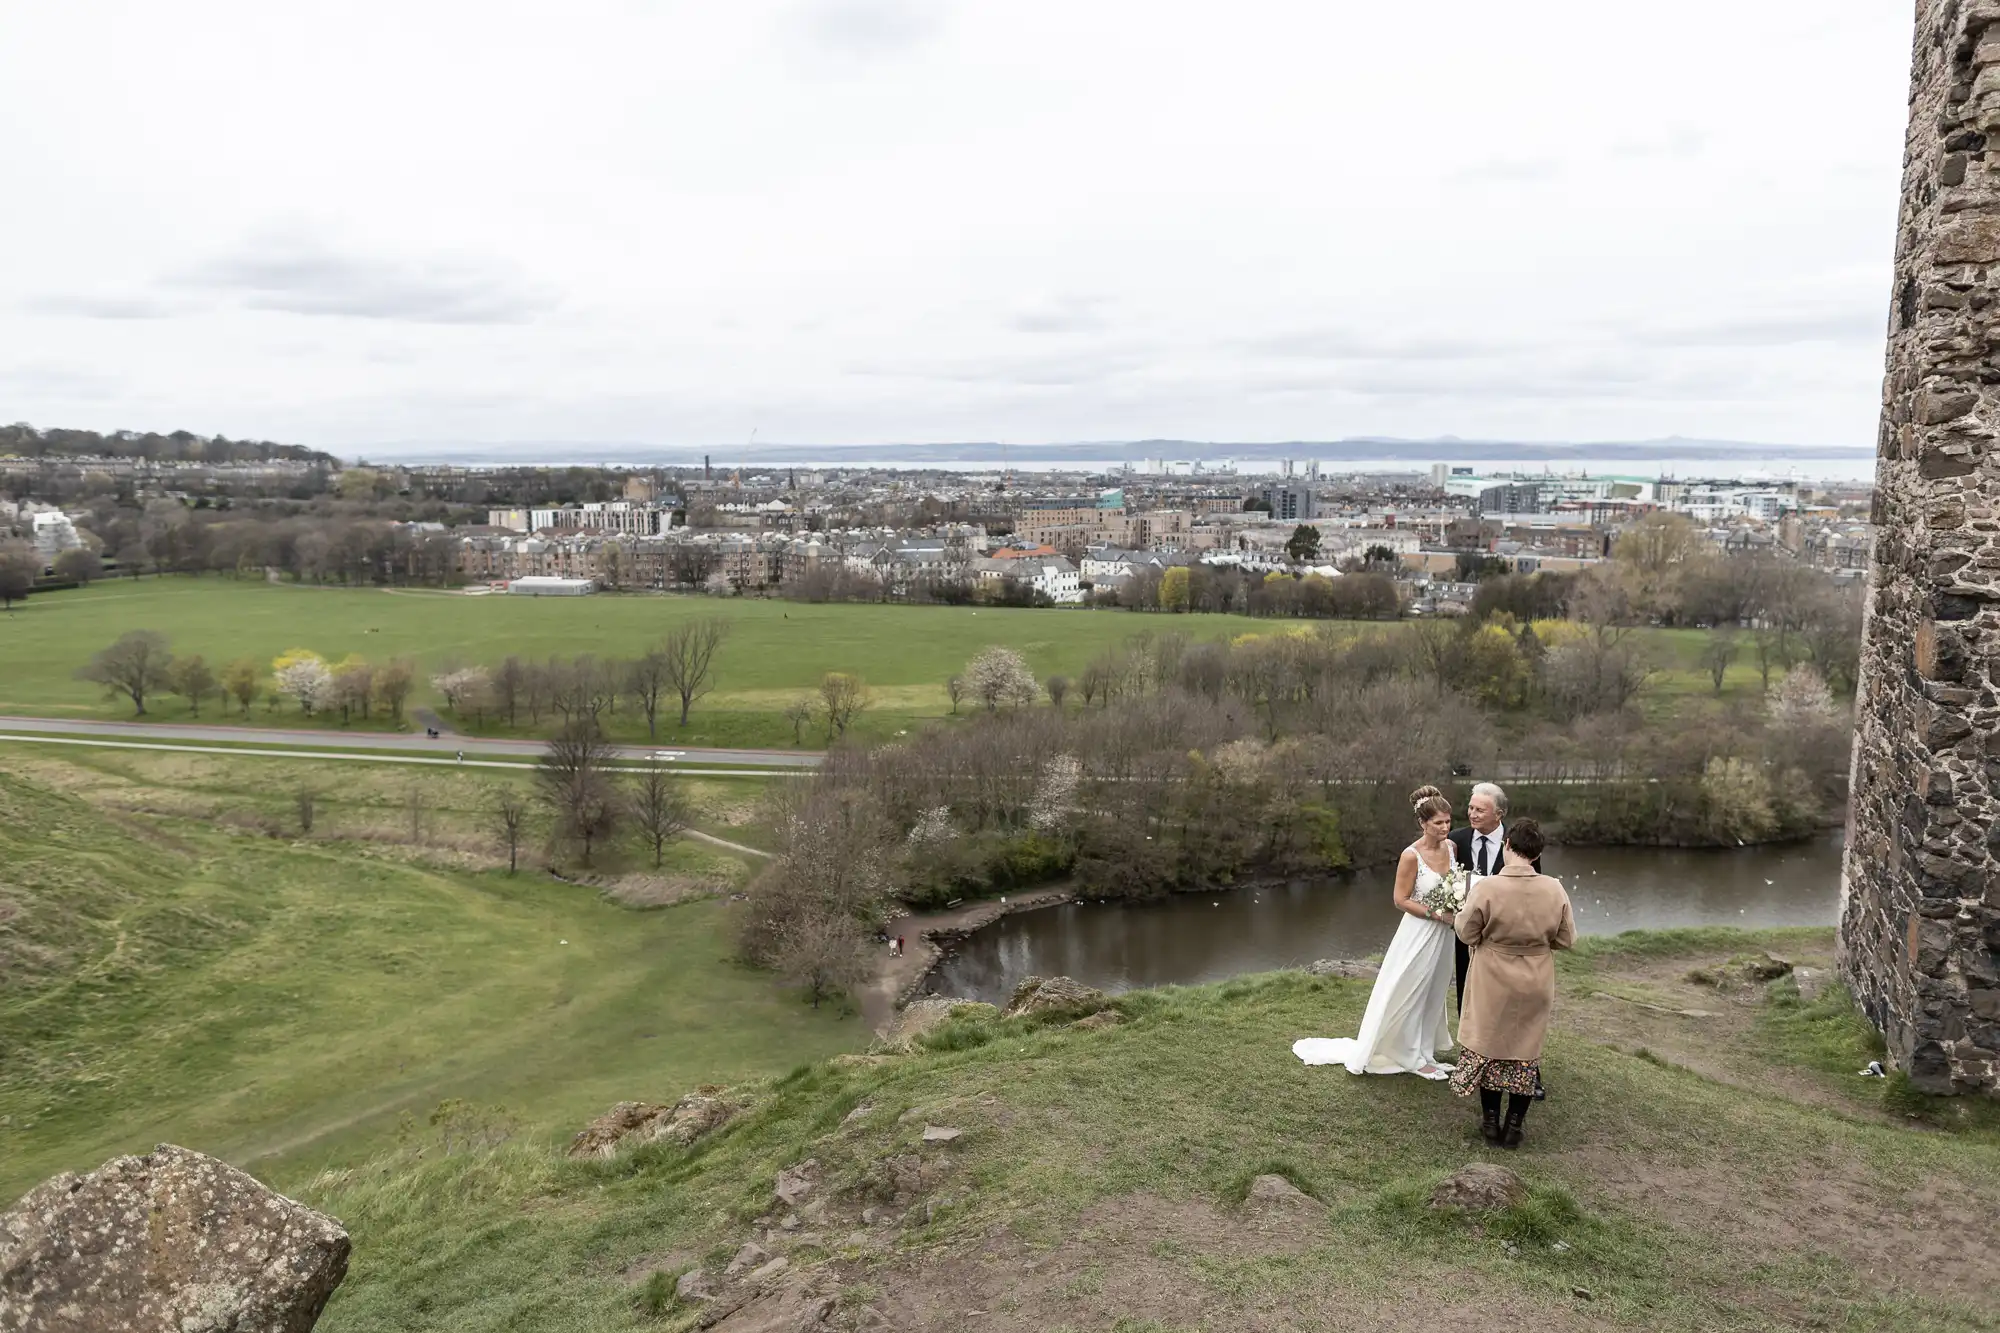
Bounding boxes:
[926,833,1845,1006]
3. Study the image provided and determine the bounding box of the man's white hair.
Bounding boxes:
[1470,781,1509,815]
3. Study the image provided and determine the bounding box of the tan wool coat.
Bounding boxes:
[1453,863,1577,1061]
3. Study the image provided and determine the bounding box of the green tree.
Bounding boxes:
[0,541,36,610]
[1285,524,1322,563]
[1159,566,1192,613]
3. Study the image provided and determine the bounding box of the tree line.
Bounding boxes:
[736,622,1857,1005]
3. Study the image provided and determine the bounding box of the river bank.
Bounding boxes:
[859,885,1077,1032]
[927,833,1847,1006]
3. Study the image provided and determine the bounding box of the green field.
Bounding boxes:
[0,579,1297,748]
[0,758,855,1200]
[0,578,1785,748]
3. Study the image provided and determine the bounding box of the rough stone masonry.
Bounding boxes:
[1840,0,2000,1096]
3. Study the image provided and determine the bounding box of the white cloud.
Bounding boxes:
[0,0,1913,452]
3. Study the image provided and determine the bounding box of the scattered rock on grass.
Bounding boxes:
[724,1242,770,1277]
[774,1160,820,1207]
[568,1093,739,1159]
[0,1143,350,1333]
[1069,1010,1124,1031]
[1245,1174,1324,1212]
[678,1269,719,1303]
[1004,975,1108,1017]
[1306,959,1381,979]
[1428,1163,1528,1212]
[921,1125,963,1144]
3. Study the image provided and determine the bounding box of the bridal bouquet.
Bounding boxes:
[1420,866,1469,917]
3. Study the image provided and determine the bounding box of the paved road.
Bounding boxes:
[0,714,825,768]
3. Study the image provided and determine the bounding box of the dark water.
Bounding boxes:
[928,834,1845,1005]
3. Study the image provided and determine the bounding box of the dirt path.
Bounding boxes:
[857,886,1076,1033]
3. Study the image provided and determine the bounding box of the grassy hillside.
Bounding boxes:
[289,928,1998,1333]
[0,763,860,1199]
[0,579,1779,748]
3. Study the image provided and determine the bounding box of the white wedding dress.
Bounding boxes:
[1293,842,1457,1079]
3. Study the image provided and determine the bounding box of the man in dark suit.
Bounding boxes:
[1448,782,1539,1017]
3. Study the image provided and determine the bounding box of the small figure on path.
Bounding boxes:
[1451,818,1574,1149]
[896,934,906,957]
[455,750,463,764]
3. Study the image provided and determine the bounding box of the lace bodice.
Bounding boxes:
[1411,842,1456,892]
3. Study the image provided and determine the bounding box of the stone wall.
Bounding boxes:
[1840,0,2000,1096]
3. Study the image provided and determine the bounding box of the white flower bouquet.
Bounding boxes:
[1420,865,1469,917]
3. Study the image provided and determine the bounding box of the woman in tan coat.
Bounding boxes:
[1450,819,1575,1148]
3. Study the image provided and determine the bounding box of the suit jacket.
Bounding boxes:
[1453,864,1576,1060]
[1450,825,1539,879]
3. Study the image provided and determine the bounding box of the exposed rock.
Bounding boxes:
[724,1242,770,1277]
[1306,959,1381,979]
[567,1093,739,1159]
[842,1103,876,1125]
[920,1125,963,1144]
[847,1154,927,1207]
[678,1268,720,1303]
[1003,975,1108,1018]
[1244,1174,1324,1211]
[746,1256,790,1285]
[1068,1010,1125,1031]
[860,1206,892,1226]
[889,997,960,1043]
[1428,1163,1528,1212]
[1687,954,1794,990]
[0,1143,349,1333]
[704,1285,834,1332]
[774,1160,820,1207]
[1790,967,1831,1002]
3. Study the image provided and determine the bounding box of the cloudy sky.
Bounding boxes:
[1,1,1912,454]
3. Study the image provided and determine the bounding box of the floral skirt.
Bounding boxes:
[1449,1049,1541,1098]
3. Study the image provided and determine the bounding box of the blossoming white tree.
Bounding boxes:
[964,646,1038,711]
[273,651,334,716]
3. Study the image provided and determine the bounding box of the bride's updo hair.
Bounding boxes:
[1410,785,1451,823]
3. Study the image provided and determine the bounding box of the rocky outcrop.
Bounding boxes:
[567,1092,739,1159]
[1244,1174,1324,1214]
[1428,1163,1527,1212]
[0,1143,349,1333]
[1841,0,2000,1095]
[1003,975,1108,1018]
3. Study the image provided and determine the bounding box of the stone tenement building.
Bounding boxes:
[1841,0,2000,1096]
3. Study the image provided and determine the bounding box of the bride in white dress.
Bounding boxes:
[1293,785,1460,1079]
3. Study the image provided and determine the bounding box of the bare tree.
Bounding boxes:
[294,785,316,834]
[772,907,872,1009]
[818,672,871,742]
[0,541,34,610]
[495,655,525,727]
[1045,674,1071,710]
[627,648,669,740]
[536,720,619,866]
[168,654,218,717]
[661,618,730,726]
[945,674,965,715]
[784,696,816,746]
[1698,632,1740,695]
[493,787,528,874]
[375,659,415,721]
[628,757,692,868]
[77,630,175,715]
[406,781,430,845]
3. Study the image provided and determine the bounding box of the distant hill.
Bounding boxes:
[0,423,336,467]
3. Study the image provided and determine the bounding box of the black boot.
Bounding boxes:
[1501,1093,1530,1149]
[1479,1090,1503,1145]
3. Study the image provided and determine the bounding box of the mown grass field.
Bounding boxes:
[0,578,1784,748]
[0,759,857,1202]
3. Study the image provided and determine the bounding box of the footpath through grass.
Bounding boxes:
[0,765,858,1200]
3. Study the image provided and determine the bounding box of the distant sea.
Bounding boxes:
[359,438,1879,484]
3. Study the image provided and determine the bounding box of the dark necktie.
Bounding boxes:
[1476,836,1490,877]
